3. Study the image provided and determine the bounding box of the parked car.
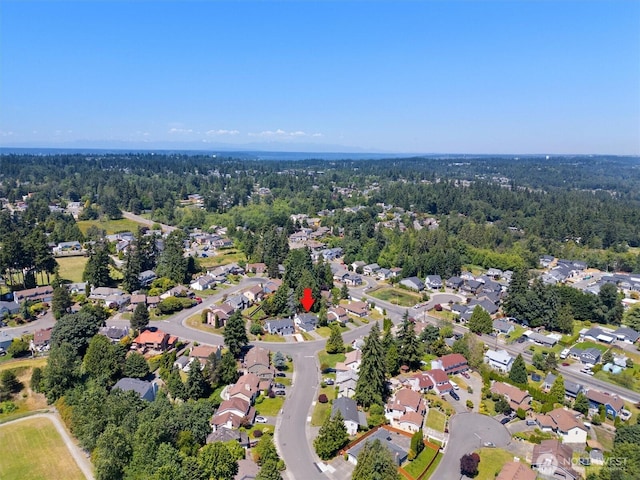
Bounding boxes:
[461,372,470,379]
[500,417,511,425]
[562,362,570,366]
[275,372,286,377]
[483,442,495,448]
[274,389,286,396]
[516,336,526,343]
[449,390,460,401]
[194,297,203,304]
[274,383,285,389]
[526,420,537,426]
[324,378,334,385]
[255,416,267,423]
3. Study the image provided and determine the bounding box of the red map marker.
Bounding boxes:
[300,288,315,312]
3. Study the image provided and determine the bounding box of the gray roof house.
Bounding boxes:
[295,313,318,332]
[265,318,295,336]
[112,378,157,402]
[400,277,425,292]
[569,346,602,365]
[544,373,583,399]
[332,397,367,436]
[425,275,442,289]
[613,327,640,344]
[446,276,464,289]
[493,319,515,335]
[347,428,409,466]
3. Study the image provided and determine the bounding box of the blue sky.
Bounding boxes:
[1,1,639,154]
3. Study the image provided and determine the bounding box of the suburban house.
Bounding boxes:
[32,327,53,350]
[532,440,579,480]
[423,368,452,395]
[347,428,409,466]
[433,353,468,374]
[52,241,83,255]
[492,319,515,335]
[138,270,157,287]
[89,287,130,308]
[399,277,425,291]
[351,261,366,272]
[539,255,555,268]
[490,382,531,411]
[336,369,359,398]
[345,301,369,318]
[335,349,362,372]
[0,332,16,352]
[425,275,442,290]
[228,373,262,405]
[133,329,177,352]
[190,344,221,364]
[243,285,264,304]
[190,274,217,291]
[569,346,602,365]
[13,285,54,304]
[525,331,558,347]
[496,461,536,480]
[211,397,255,431]
[586,390,625,418]
[0,301,19,316]
[246,263,267,275]
[206,426,251,448]
[543,373,583,399]
[207,304,234,327]
[363,263,381,276]
[446,276,464,289]
[343,273,363,286]
[99,326,128,343]
[535,408,587,444]
[461,279,483,294]
[327,306,349,325]
[385,388,427,424]
[174,356,191,371]
[407,371,435,393]
[332,397,367,436]
[613,326,640,344]
[262,279,283,294]
[112,378,157,402]
[243,346,274,382]
[294,313,318,332]
[377,268,392,281]
[484,349,514,373]
[580,327,615,344]
[264,318,295,336]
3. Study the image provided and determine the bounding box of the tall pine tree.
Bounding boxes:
[509,354,528,385]
[355,323,387,408]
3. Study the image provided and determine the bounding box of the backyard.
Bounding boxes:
[55,256,89,284]
[402,446,440,479]
[476,447,514,480]
[0,417,86,480]
[367,287,420,307]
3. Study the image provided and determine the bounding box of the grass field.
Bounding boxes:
[255,396,284,417]
[0,417,85,480]
[403,446,439,479]
[77,218,143,235]
[318,350,346,371]
[425,408,446,432]
[476,448,514,480]
[198,249,247,268]
[368,287,420,307]
[55,256,89,284]
[311,384,337,426]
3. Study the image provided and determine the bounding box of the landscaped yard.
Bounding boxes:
[55,256,89,284]
[571,340,609,353]
[403,446,440,479]
[255,395,284,417]
[367,287,420,307]
[425,408,446,432]
[318,350,346,372]
[0,417,85,480]
[311,384,337,426]
[476,447,514,480]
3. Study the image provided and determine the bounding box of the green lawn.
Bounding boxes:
[55,256,89,284]
[315,326,333,338]
[0,417,86,480]
[476,448,514,480]
[77,217,144,235]
[421,450,442,479]
[255,396,284,417]
[311,385,337,426]
[318,350,346,372]
[571,341,609,353]
[425,408,446,432]
[403,446,439,479]
[367,287,420,307]
[197,249,246,268]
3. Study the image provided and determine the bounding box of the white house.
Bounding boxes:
[484,349,514,372]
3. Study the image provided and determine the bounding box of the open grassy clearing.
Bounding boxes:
[77,217,143,235]
[198,249,246,268]
[403,446,439,479]
[55,256,89,284]
[367,287,420,307]
[0,417,86,480]
[476,448,514,480]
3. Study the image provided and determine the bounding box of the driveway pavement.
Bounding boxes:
[432,412,511,480]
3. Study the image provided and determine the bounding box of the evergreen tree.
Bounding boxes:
[326,324,345,354]
[396,315,422,371]
[273,351,287,370]
[186,358,208,400]
[544,352,558,372]
[51,285,72,320]
[223,311,249,358]
[83,334,125,385]
[623,305,640,331]
[355,323,387,408]
[124,352,150,378]
[341,283,350,300]
[598,282,624,325]
[556,303,574,334]
[509,354,528,385]
[314,411,348,460]
[351,439,400,480]
[410,429,424,458]
[502,268,529,320]
[573,391,589,414]
[83,242,112,288]
[602,349,613,365]
[156,230,188,284]
[468,305,492,334]
[219,351,239,385]
[130,302,150,333]
[121,247,141,293]
[549,374,565,404]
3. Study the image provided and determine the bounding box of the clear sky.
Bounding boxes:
[1,0,639,155]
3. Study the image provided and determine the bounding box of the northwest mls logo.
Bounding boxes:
[535,452,558,477]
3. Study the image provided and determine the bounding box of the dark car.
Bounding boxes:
[461,372,470,379]
[274,383,286,389]
[449,390,460,401]
[275,372,286,377]
[500,417,511,425]
[517,336,526,343]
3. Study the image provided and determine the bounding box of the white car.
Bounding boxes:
[255,416,267,423]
